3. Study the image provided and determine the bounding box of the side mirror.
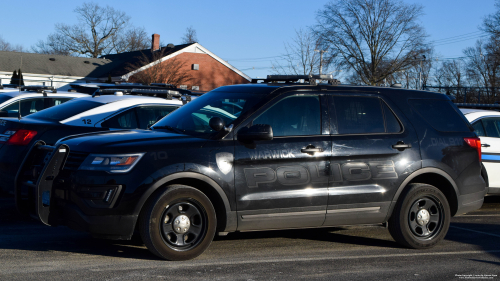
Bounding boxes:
[238,124,273,142]
[0,111,8,118]
[209,117,226,132]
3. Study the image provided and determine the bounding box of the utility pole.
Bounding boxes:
[315,49,328,75]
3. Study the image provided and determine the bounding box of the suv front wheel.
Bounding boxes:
[139,185,217,260]
[388,183,450,249]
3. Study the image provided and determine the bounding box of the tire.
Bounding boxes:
[388,183,450,249]
[139,185,216,260]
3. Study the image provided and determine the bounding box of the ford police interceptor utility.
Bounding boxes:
[0,89,188,193]
[16,75,486,261]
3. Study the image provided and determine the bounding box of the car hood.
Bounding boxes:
[61,129,207,154]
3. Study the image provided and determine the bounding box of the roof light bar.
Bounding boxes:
[93,88,192,101]
[20,86,57,93]
[252,74,340,85]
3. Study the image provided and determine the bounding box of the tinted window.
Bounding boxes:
[254,95,321,137]
[472,120,486,137]
[382,102,402,133]
[2,98,45,117]
[27,99,102,121]
[409,99,470,132]
[51,98,72,106]
[136,106,178,128]
[481,118,500,138]
[154,91,266,138]
[101,109,138,129]
[334,96,385,134]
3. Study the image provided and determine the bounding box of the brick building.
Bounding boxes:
[104,34,251,92]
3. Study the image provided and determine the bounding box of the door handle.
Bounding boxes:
[392,142,411,151]
[301,145,323,154]
[482,143,490,147]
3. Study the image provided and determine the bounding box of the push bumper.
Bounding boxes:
[16,141,137,239]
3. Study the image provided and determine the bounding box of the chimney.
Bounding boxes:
[151,34,160,51]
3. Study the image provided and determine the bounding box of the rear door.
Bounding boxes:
[324,94,421,226]
[234,92,331,231]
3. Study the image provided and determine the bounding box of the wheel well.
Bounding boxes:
[408,173,458,216]
[149,178,228,232]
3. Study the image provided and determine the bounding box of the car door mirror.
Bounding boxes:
[238,124,273,142]
[0,110,8,118]
[209,117,226,132]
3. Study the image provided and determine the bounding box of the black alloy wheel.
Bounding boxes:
[388,183,451,249]
[139,185,216,261]
[160,201,207,251]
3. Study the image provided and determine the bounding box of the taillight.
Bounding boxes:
[464,137,481,162]
[6,130,38,146]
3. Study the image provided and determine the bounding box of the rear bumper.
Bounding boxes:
[456,189,487,215]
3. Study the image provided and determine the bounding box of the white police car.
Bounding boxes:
[0,86,88,118]
[460,108,500,194]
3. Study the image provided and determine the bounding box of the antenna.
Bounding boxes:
[18,56,22,120]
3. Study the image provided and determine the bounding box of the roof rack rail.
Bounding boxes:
[252,74,340,86]
[20,86,57,93]
[1,84,20,89]
[92,88,192,102]
[455,103,500,110]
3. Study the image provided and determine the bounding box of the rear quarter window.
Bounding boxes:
[409,99,470,132]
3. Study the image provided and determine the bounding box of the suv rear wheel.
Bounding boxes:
[388,183,450,249]
[139,185,216,260]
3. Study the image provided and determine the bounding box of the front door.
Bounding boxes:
[234,93,331,231]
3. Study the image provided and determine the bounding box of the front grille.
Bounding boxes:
[64,151,89,171]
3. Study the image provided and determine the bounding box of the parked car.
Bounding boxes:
[0,91,186,193]
[0,86,88,118]
[16,75,485,261]
[459,107,500,195]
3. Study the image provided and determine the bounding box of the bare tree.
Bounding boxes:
[110,26,150,54]
[32,2,148,57]
[314,0,428,86]
[272,28,331,75]
[0,36,24,52]
[125,48,193,86]
[481,0,500,37]
[181,26,198,44]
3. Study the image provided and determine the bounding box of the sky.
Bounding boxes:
[0,0,496,80]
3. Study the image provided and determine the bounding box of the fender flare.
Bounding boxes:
[133,172,235,231]
[386,167,459,219]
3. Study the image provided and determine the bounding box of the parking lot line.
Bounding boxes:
[450,225,500,238]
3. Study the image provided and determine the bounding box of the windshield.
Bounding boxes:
[26,99,102,121]
[153,90,267,138]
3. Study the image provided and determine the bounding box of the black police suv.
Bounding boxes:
[16,75,486,261]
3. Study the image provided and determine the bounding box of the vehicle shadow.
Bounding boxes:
[0,192,498,261]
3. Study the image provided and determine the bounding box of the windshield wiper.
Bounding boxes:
[152,125,185,134]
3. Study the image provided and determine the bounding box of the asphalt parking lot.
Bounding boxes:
[0,192,498,281]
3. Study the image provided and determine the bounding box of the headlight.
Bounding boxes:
[79,153,145,173]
